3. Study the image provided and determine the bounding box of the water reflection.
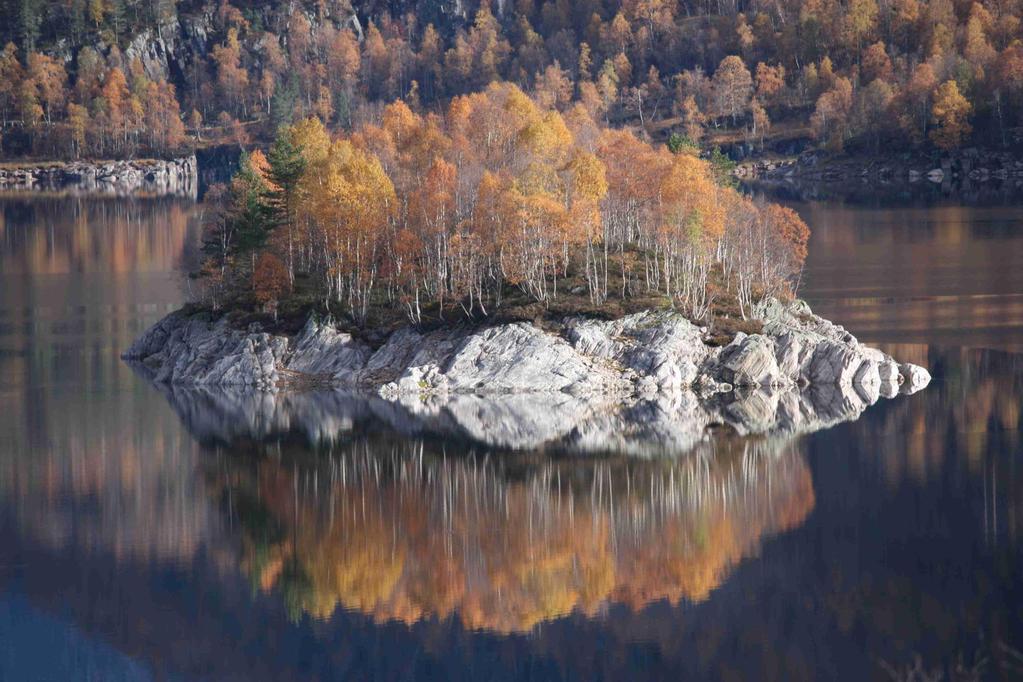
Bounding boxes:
[210,432,813,632]
[148,380,895,457]
[3,345,1017,680]
[0,195,218,573]
[143,380,834,631]
[797,203,1023,352]
[2,195,1023,679]
[0,195,201,276]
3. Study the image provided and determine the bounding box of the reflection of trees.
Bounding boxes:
[208,433,814,633]
[0,196,201,405]
[0,196,200,276]
[6,347,1018,677]
[145,375,890,634]
[794,201,1023,352]
[0,387,216,563]
[861,347,1023,491]
[0,196,212,564]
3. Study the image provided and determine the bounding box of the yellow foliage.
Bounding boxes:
[930,80,972,150]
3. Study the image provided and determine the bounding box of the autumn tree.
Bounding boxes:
[930,80,972,150]
[142,79,186,153]
[212,27,249,116]
[311,138,396,318]
[963,2,996,77]
[253,252,289,319]
[4,0,1021,159]
[842,0,878,55]
[25,52,65,125]
[67,103,88,157]
[749,99,769,149]
[810,76,853,151]
[896,62,938,145]
[678,95,706,142]
[754,62,785,106]
[98,66,131,154]
[17,78,42,133]
[190,82,809,326]
[595,59,619,121]
[0,43,22,126]
[860,42,892,84]
[851,78,895,150]
[712,56,753,124]
[725,199,810,317]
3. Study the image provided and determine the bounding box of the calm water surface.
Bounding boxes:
[1,196,1022,680]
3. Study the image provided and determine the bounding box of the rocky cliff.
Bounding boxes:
[98,1,481,88]
[0,156,198,197]
[123,298,930,407]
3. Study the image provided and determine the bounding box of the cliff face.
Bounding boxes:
[99,0,480,87]
[123,298,931,405]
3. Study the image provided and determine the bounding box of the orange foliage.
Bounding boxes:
[203,84,808,321]
[215,440,815,633]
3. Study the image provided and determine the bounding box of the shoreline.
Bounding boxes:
[122,298,931,406]
[734,147,1023,185]
[0,155,199,197]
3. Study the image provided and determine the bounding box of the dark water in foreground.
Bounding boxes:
[1,196,1022,680]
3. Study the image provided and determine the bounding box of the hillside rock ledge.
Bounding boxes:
[123,298,930,403]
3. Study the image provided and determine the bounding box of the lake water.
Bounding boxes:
[1,195,1022,680]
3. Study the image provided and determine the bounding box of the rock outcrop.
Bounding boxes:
[124,299,931,403]
[0,156,198,197]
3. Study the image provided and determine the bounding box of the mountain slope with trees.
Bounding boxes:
[2,0,1022,159]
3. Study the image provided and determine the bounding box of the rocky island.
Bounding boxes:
[123,93,930,421]
[124,297,929,408]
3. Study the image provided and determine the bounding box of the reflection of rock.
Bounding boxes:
[125,299,931,399]
[152,371,898,456]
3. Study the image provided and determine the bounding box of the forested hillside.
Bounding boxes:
[1,0,1020,159]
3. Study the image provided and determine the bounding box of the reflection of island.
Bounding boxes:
[205,422,814,632]
[143,382,844,631]
[154,377,889,457]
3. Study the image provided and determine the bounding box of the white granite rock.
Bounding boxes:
[124,299,931,403]
[718,334,787,387]
[899,362,932,394]
[287,316,371,381]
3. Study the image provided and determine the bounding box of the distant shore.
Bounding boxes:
[0,155,198,197]
[735,147,1023,186]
